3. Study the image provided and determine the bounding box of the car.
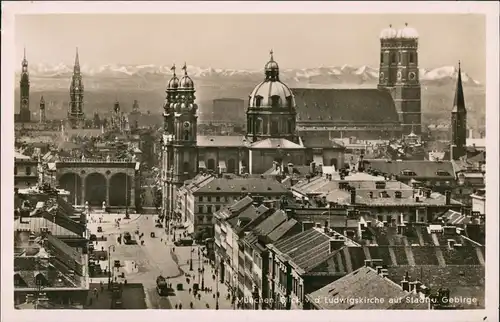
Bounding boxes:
[155,223,163,228]
[89,234,97,242]
[97,226,103,233]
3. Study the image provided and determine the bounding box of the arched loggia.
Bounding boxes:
[85,173,107,206]
[58,173,82,206]
[109,173,132,207]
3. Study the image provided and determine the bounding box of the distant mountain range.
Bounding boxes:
[19,63,482,87]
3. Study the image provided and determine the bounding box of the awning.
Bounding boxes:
[218,160,227,171]
[313,155,323,166]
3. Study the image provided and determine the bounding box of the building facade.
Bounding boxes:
[15,151,38,189]
[450,62,468,160]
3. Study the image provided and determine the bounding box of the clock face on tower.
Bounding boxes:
[22,99,28,105]
[397,71,402,81]
[409,72,416,80]
[379,72,385,81]
[183,121,190,128]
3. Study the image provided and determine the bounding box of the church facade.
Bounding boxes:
[15,49,31,123]
[161,56,346,221]
[294,24,422,139]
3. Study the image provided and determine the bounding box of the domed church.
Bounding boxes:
[161,55,346,219]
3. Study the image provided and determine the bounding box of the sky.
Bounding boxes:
[15,14,486,81]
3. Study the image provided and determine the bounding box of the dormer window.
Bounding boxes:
[271,95,281,108]
[375,181,386,189]
[255,96,263,108]
[436,170,451,176]
[401,170,417,176]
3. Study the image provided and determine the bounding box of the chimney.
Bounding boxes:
[364,259,372,267]
[369,191,373,199]
[425,190,431,198]
[315,222,322,228]
[350,188,356,204]
[401,272,410,291]
[376,266,383,274]
[445,190,451,205]
[324,220,329,234]
[371,259,383,267]
[302,221,314,231]
[447,239,456,248]
[415,196,420,203]
[409,281,417,292]
[414,280,422,294]
[329,237,344,252]
[380,268,389,278]
[287,163,294,175]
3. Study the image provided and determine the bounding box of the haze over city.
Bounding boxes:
[15,14,486,82]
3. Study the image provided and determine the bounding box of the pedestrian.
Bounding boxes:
[189,288,191,294]
[175,304,178,309]
[190,302,193,309]
[179,303,182,310]
[205,303,210,309]
[198,293,201,300]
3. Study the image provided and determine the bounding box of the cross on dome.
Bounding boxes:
[182,62,188,75]
[270,49,274,61]
[171,64,176,76]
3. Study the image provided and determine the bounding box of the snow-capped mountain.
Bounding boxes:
[18,63,482,87]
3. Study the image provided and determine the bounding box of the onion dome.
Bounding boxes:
[179,62,194,89]
[379,24,398,39]
[397,23,419,39]
[167,64,179,89]
[249,50,295,109]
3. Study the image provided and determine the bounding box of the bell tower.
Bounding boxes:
[68,48,85,128]
[39,96,46,123]
[378,23,422,135]
[19,48,31,122]
[451,61,467,160]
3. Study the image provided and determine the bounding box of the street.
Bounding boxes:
[86,211,235,309]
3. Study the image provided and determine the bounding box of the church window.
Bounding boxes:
[409,53,415,63]
[207,205,213,213]
[398,52,401,63]
[256,118,263,134]
[183,162,190,173]
[271,95,281,108]
[183,130,190,141]
[263,118,268,135]
[255,96,263,108]
[287,119,293,133]
[14,166,18,175]
[271,120,279,134]
[26,166,32,176]
[391,53,396,64]
[380,53,384,63]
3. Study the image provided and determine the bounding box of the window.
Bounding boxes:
[401,170,417,176]
[183,130,190,141]
[409,53,415,63]
[271,120,279,134]
[398,52,401,63]
[14,166,18,175]
[208,196,212,202]
[436,170,451,176]
[286,96,293,108]
[216,196,220,202]
[198,206,204,214]
[255,96,263,107]
[26,166,31,176]
[216,205,221,211]
[256,118,263,134]
[270,95,281,108]
[207,205,213,213]
[391,53,396,63]
[183,162,190,174]
[198,196,203,202]
[380,53,384,63]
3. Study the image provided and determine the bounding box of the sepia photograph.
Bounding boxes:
[1,1,498,322]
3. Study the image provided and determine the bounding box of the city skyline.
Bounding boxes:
[15,14,486,81]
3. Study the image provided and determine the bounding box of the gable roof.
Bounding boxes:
[271,228,334,273]
[292,88,400,124]
[305,266,426,310]
[300,134,345,149]
[195,177,289,194]
[250,138,304,149]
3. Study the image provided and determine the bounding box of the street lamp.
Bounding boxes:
[108,244,116,287]
[189,245,193,271]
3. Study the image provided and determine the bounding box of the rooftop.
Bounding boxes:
[305,266,426,310]
[363,159,455,179]
[250,138,304,149]
[195,177,289,194]
[197,135,249,147]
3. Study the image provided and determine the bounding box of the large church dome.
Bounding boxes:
[397,23,419,39]
[248,51,295,109]
[379,25,398,39]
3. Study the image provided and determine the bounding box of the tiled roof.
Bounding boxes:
[227,196,254,214]
[292,88,400,124]
[14,217,81,238]
[15,151,31,160]
[254,209,288,236]
[250,138,304,149]
[46,234,83,265]
[267,218,299,241]
[300,134,345,149]
[195,177,289,194]
[197,135,249,147]
[441,210,471,225]
[364,159,455,179]
[305,266,425,310]
[272,228,333,273]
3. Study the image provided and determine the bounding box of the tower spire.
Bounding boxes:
[453,60,465,112]
[171,63,176,77]
[270,49,274,61]
[74,47,80,68]
[23,47,26,60]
